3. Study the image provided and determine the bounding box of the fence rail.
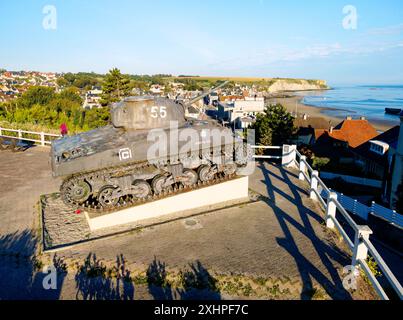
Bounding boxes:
[251,145,282,159]
[0,127,61,146]
[322,192,403,228]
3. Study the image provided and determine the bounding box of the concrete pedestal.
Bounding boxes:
[86,176,249,231]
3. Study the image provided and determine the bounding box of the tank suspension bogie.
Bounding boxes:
[131,180,152,199]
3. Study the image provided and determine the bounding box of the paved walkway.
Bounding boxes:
[0,147,61,237]
[0,147,387,299]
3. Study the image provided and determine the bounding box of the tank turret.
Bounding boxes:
[111,96,186,130]
[110,81,229,130]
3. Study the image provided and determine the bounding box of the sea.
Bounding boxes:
[297,85,403,125]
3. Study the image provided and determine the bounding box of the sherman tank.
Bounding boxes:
[50,82,251,211]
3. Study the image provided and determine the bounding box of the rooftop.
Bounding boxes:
[353,125,400,165]
[315,118,379,148]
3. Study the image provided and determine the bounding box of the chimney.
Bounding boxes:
[330,126,334,133]
[346,116,352,120]
[360,116,366,120]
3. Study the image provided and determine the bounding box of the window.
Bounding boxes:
[370,141,389,155]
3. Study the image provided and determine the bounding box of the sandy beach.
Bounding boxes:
[267,94,398,132]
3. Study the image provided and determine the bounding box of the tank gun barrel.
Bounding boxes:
[186,81,229,106]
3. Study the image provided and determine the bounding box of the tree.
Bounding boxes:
[84,107,110,129]
[61,72,101,89]
[19,86,55,108]
[56,77,69,88]
[101,68,131,106]
[252,103,295,147]
[58,87,83,105]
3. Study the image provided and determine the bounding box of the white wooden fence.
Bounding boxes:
[0,127,61,146]
[292,150,403,300]
[324,191,403,228]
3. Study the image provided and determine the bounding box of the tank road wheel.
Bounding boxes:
[98,186,120,207]
[61,179,91,205]
[198,165,214,182]
[151,175,173,195]
[181,169,198,187]
[132,180,151,199]
[223,163,237,176]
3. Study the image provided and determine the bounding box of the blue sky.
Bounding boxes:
[0,0,402,85]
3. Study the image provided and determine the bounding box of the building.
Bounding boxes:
[314,117,379,149]
[353,126,399,180]
[389,114,403,210]
[217,97,264,129]
[149,84,165,95]
[209,92,219,106]
[292,115,331,146]
[83,87,102,109]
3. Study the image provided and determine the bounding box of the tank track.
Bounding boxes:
[60,157,242,214]
[60,142,252,214]
[63,170,237,214]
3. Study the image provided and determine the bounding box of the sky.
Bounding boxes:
[0,0,402,85]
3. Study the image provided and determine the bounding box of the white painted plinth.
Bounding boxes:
[87,176,249,231]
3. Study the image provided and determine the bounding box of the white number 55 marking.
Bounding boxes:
[151,106,167,118]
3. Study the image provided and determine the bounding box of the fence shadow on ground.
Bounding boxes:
[147,257,221,300]
[74,253,135,300]
[258,162,353,300]
[0,229,66,299]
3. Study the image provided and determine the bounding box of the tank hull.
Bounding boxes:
[51,122,238,177]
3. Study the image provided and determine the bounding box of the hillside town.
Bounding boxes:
[0,70,60,102]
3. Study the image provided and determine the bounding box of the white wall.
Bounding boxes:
[234,100,264,113]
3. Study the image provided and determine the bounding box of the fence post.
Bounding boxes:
[370,201,375,216]
[392,210,397,225]
[352,226,373,266]
[40,132,45,146]
[326,192,338,229]
[281,145,296,167]
[0,127,2,136]
[353,200,358,216]
[18,129,22,139]
[299,156,307,181]
[310,170,319,201]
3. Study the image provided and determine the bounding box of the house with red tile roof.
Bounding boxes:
[314,116,379,149]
